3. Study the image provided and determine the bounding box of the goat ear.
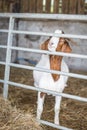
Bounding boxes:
[62,41,72,53]
[40,39,50,50]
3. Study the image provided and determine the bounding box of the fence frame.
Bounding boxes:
[0,13,87,130]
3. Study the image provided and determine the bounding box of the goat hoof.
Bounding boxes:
[54,121,59,125]
[36,117,41,125]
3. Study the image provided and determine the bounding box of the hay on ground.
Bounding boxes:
[0,96,42,130]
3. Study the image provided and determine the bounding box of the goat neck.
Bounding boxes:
[49,55,62,81]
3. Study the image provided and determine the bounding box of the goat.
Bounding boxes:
[33,30,72,125]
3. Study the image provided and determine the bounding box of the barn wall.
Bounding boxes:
[18,20,87,71]
[0,19,87,71]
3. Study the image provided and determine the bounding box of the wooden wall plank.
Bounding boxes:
[21,0,29,12]
[45,0,51,13]
[36,0,43,13]
[62,0,84,14]
[29,0,36,13]
[69,0,77,14]
[0,0,3,12]
[0,0,85,14]
[62,0,69,14]
[77,0,84,14]
[53,0,59,13]
[84,3,87,14]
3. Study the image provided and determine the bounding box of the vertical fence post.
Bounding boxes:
[3,16,15,99]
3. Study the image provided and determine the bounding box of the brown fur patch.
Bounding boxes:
[50,38,72,81]
[57,38,72,53]
[40,92,46,98]
[40,39,50,50]
[40,37,72,82]
[50,55,62,81]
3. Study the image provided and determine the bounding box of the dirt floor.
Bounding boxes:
[0,64,87,130]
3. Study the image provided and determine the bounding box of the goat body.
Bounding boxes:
[33,30,72,125]
[33,54,69,92]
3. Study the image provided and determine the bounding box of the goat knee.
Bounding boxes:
[36,92,45,119]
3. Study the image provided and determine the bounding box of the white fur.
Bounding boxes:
[33,30,69,125]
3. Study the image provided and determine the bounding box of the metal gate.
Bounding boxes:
[0,13,87,130]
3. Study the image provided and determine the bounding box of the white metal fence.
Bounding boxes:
[0,13,87,130]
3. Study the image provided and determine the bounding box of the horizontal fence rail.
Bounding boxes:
[0,13,87,21]
[0,13,87,130]
[0,61,6,65]
[0,45,87,59]
[37,120,73,130]
[0,45,7,49]
[0,60,87,80]
[0,79,4,83]
[10,63,87,80]
[8,81,87,102]
[0,29,87,40]
[11,46,87,59]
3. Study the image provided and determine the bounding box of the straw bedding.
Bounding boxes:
[0,97,43,130]
[0,65,87,130]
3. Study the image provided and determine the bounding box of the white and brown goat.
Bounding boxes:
[33,30,72,125]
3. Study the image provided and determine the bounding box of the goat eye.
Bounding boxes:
[51,43,54,45]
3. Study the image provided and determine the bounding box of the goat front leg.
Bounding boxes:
[54,96,62,125]
[37,92,45,120]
